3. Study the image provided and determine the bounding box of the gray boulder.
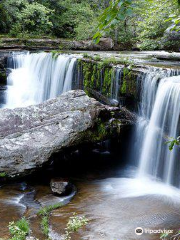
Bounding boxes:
[50,178,74,196]
[0,90,134,178]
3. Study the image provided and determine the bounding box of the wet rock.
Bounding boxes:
[97,38,114,50]
[0,90,134,178]
[26,237,37,240]
[0,52,8,84]
[38,190,76,207]
[50,178,73,196]
[38,194,64,207]
[153,52,180,61]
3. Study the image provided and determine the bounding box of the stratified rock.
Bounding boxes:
[0,90,134,178]
[0,38,114,51]
[50,178,73,196]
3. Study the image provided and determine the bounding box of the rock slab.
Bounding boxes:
[0,90,133,178]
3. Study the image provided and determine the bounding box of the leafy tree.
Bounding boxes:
[93,0,180,50]
[0,0,179,51]
[11,2,52,37]
[0,0,52,37]
[93,0,134,43]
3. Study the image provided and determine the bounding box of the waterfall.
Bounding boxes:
[5,52,77,108]
[136,67,180,187]
[111,67,122,101]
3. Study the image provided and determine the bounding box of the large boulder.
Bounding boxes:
[0,90,134,178]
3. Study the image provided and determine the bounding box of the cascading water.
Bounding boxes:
[4,51,180,188]
[111,67,122,101]
[136,67,180,187]
[5,52,77,108]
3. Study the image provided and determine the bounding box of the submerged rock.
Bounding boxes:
[0,90,134,178]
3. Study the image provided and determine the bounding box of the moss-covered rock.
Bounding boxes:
[77,58,139,110]
[0,71,6,84]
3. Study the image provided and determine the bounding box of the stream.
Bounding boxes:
[0,51,180,240]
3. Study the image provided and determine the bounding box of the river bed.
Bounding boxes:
[1,144,180,240]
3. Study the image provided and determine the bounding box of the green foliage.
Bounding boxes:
[166,137,180,151]
[51,50,60,59]
[40,0,98,39]
[64,213,89,240]
[93,0,134,43]
[166,14,180,31]
[0,0,179,50]
[83,53,91,58]
[93,55,102,61]
[0,172,6,178]
[38,203,62,237]
[41,216,49,236]
[10,1,52,37]
[8,218,30,240]
[160,232,169,239]
[38,203,62,216]
[93,0,180,50]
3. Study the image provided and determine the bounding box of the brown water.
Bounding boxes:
[1,172,180,240]
[1,141,180,240]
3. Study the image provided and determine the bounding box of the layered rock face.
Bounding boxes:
[0,38,114,51]
[0,90,134,178]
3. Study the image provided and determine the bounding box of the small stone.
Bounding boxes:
[50,178,73,196]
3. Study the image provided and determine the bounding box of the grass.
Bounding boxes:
[7,205,89,240]
[38,203,63,237]
[41,216,49,236]
[38,204,89,240]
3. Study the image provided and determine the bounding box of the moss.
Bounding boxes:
[78,58,137,106]
[121,79,127,94]
[102,68,113,97]
[83,119,108,142]
[82,61,92,92]
[83,53,90,58]
[0,72,6,83]
[51,50,60,59]
[102,57,117,66]
[120,67,132,95]
[81,115,122,143]
[93,55,101,61]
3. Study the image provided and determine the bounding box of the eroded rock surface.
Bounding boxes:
[0,90,134,178]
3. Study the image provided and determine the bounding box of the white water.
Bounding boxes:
[136,68,180,187]
[5,52,180,192]
[111,67,122,101]
[6,52,77,108]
